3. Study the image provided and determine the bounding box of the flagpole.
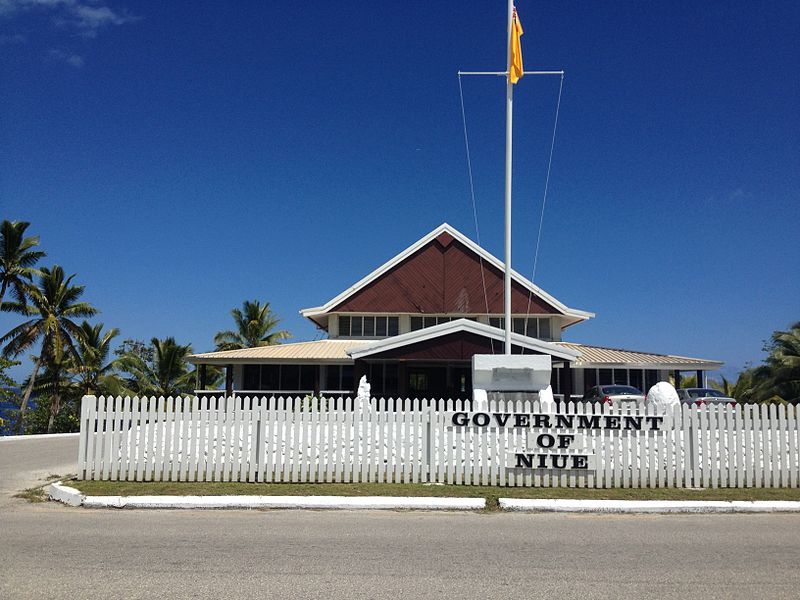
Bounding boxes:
[503,0,514,355]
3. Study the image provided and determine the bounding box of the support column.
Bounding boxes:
[199,364,207,390]
[225,364,233,397]
[560,362,573,403]
[398,362,408,400]
[674,370,682,389]
[696,370,704,388]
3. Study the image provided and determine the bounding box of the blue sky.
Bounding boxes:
[1,1,798,382]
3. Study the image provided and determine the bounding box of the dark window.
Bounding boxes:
[376,316,387,336]
[341,365,354,392]
[243,365,260,390]
[351,317,362,337]
[489,317,504,329]
[598,368,613,385]
[388,317,399,336]
[370,364,385,396]
[629,369,643,391]
[513,318,525,334]
[384,364,398,397]
[584,368,597,390]
[551,368,561,394]
[645,369,659,391]
[282,364,300,391]
[410,317,423,331]
[261,365,280,390]
[300,365,316,390]
[423,316,437,328]
[613,369,628,385]
[339,316,350,337]
[325,365,340,390]
[538,318,551,340]
[363,316,375,336]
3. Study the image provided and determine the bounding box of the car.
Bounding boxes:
[582,385,646,407]
[676,388,737,406]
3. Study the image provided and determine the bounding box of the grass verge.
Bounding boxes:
[15,474,64,503]
[69,479,800,507]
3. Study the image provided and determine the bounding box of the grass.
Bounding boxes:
[68,479,800,509]
[14,474,64,503]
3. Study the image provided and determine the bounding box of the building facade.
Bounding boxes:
[189,224,722,400]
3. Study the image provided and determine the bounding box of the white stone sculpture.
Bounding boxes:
[355,375,371,408]
[538,385,557,413]
[646,381,680,414]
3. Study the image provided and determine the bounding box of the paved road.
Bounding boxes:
[2,436,800,599]
[0,433,78,506]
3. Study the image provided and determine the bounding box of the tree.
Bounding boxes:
[0,265,97,432]
[0,220,45,310]
[214,300,290,351]
[750,321,800,404]
[117,337,195,397]
[73,321,121,397]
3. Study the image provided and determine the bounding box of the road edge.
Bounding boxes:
[499,498,800,513]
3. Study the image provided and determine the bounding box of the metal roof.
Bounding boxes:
[189,337,721,371]
[188,339,371,364]
[559,342,722,370]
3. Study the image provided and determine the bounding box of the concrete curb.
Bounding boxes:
[48,482,85,507]
[80,495,486,511]
[1,432,80,442]
[498,498,800,513]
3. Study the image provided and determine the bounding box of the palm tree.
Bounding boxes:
[214,300,290,351]
[0,265,97,432]
[752,322,800,404]
[73,321,121,397]
[117,337,195,397]
[0,220,45,309]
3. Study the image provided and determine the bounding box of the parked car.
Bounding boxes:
[582,385,645,407]
[676,388,737,406]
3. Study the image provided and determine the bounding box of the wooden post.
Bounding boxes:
[225,364,233,397]
[696,370,704,388]
[199,364,207,390]
[561,361,573,403]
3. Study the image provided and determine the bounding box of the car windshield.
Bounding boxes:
[601,386,642,395]
[688,389,725,398]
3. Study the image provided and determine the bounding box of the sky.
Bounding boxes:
[1,1,798,383]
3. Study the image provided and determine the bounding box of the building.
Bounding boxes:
[188,224,721,400]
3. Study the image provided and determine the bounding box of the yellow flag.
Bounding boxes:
[509,7,524,84]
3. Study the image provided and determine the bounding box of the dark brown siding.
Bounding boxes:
[369,332,541,361]
[333,235,559,314]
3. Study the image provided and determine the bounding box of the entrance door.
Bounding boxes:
[407,364,472,400]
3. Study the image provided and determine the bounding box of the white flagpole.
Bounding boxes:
[503,0,514,355]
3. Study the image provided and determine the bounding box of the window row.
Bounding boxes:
[410,315,474,331]
[243,364,317,392]
[339,315,399,337]
[488,317,552,340]
[583,368,660,392]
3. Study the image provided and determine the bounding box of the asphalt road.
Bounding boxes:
[2,435,800,599]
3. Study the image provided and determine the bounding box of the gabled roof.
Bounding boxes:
[347,318,581,362]
[300,223,594,328]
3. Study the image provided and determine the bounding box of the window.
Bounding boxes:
[629,370,643,392]
[388,317,399,336]
[339,316,350,337]
[261,365,280,390]
[243,365,260,390]
[598,368,613,385]
[339,315,401,338]
[410,316,423,331]
[613,369,628,385]
[538,318,551,340]
[300,365,316,390]
[645,369,659,391]
[488,316,552,340]
[376,316,387,336]
[282,365,300,391]
[513,318,526,334]
[584,368,597,390]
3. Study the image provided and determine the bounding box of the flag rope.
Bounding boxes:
[457,73,494,354]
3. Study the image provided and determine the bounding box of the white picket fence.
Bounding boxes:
[77,395,800,488]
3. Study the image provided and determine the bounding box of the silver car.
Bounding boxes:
[582,385,646,407]
[676,388,737,406]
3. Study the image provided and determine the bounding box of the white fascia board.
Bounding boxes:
[299,223,594,322]
[348,318,580,361]
[574,361,724,371]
